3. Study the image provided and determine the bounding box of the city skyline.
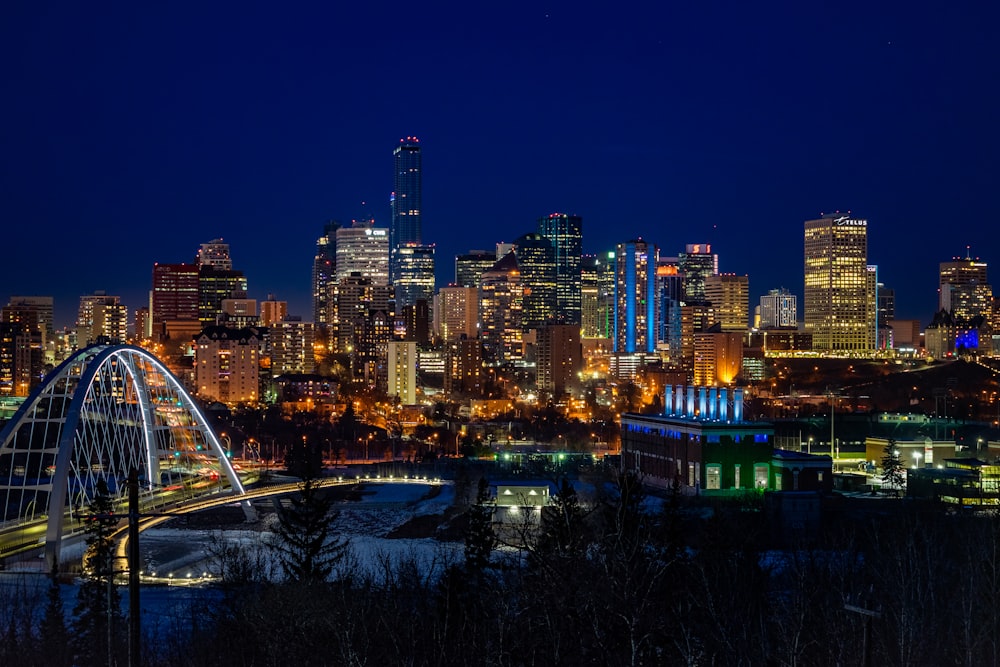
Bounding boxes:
[2,3,998,326]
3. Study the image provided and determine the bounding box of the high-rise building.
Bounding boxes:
[0,301,46,396]
[536,324,582,394]
[312,221,340,326]
[803,213,871,352]
[436,286,478,342]
[614,240,658,354]
[76,292,127,345]
[759,289,797,329]
[444,337,483,396]
[455,250,497,288]
[512,232,556,329]
[134,306,151,341]
[194,325,260,404]
[939,254,992,319]
[6,297,53,342]
[333,274,394,356]
[270,318,316,375]
[580,256,601,338]
[678,244,718,302]
[387,340,418,405]
[395,243,436,308]
[479,252,524,362]
[197,239,233,270]
[260,297,288,327]
[401,299,430,344]
[655,261,684,360]
[866,265,880,349]
[336,221,390,285]
[704,274,749,332]
[390,137,422,282]
[693,327,743,386]
[199,267,248,327]
[537,213,583,325]
[151,263,200,341]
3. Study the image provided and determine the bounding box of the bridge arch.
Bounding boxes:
[0,344,251,566]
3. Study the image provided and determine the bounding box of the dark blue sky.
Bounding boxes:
[2,2,998,328]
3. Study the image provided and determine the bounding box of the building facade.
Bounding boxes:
[759,288,797,329]
[336,222,390,286]
[387,340,418,405]
[704,274,749,332]
[615,240,658,354]
[194,325,260,404]
[394,243,436,308]
[512,233,557,329]
[537,213,583,325]
[391,137,422,282]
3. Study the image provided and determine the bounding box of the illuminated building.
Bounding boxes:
[194,325,260,404]
[678,244,718,302]
[336,220,390,285]
[759,288,797,329]
[219,298,259,329]
[401,299,429,344]
[198,266,248,327]
[151,263,199,341]
[134,306,150,341]
[803,213,871,352]
[537,213,583,325]
[260,297,288,327]
[333,274,394,356]
[6,297,53,343]
[0,307,44,396]
[479,252,523,362]
[444,337,483,395]
[614,239,658,354]
[693,326,743,386]
[925,310,992,359]
[270,318,316,375]
[512,233,557,329]
[436,286,478,342]
[76,292,127,345]
[394,243,436,307]
[580,255,600,338]
[866,265,880,349]
[356,309,391,388]
[455,250,497,288]
[536,324,582,394]
[679,302,715,371]
[391,137,422,282]
[387,340,418,404]
[197,239,233,270]
[312,221,340,326]
[704,273,749,332]
[939,254,992,320]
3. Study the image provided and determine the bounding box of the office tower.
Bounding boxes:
[444,337,483,395]
[537,213,583,325]
[197,239,233,270]
[512,232,557,329]
[878,284,895,324]
[759,288,797,329]
[479,252,524,362]
[436,286,478,342]
[597,251,617,339]
[199,266,248,327]
[866,265,880,349]
[580,256,601,338]
[803,213,870,352]
[270,318,316,374]
[536,324,582,394]
[680,302,715,371]
[704,274,750,332]
[939,254,992,319]
[387,340,418,405]
[76,292,127,345]
[313,221,340,326]
[614,240,658,354]
[391,137,422,282]
[655,261,684,360]
[693,327,743,386]
[357,309,391,388]
[395,243,436,308]
[194,325,260,403]
[0,302,46,396]
[455,250,497,288]
[678,244,718,302]
[336,220,390,285]
[151,263,200,341]
[334,274,394,355]
[260,297,288,327]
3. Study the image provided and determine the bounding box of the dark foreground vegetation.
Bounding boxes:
[4,471,1000,666]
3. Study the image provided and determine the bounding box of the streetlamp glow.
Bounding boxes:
[912,451,922,469]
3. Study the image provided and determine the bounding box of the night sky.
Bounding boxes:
[2,2,998,328]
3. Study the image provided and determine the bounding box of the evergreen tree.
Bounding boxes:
[271,476,348,582]
[531,476,588,567]
[72,479,125,667]
[464,476,496,574]
[882,440,905,495]
[39,566,71,667]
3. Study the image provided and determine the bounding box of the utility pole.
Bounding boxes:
[128,469,140,667]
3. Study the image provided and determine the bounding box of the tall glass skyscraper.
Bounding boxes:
[677,243,717,302]
[391,137,422,282]
[615,240,658,354]
[394,243,436,307]
[512,233,557,329]
[537,213,583,325]
[312,221,340,326]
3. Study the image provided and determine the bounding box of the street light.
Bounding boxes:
[912,451,922,469]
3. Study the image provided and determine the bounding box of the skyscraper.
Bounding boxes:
[479,252,524,362]
[614,240,658,354]
[803,213,871,352]
[436,286,478,342]
[704,274,750,332]
[678,244,718,302]
[537,213,583,325]
[197,239,233,270]
[76,292,127,345]
[391,137,422,282]
[939,254,991,319]
[336,221,390,285]
[312,221,340,326]
[512,232,556,329]
[455,250,497,288]
[759,288,797,329]
[151,263,200,341]
[394,243,436,308]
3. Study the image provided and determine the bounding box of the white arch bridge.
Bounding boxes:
[0,344,252,567]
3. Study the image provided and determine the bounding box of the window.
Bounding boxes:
[706,465,721,490]
[754,464,769,489]
[734,464,741,489]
